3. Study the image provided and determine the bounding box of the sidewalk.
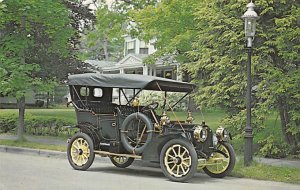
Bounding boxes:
[1,134,300,169]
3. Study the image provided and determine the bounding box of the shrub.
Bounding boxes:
[24,114,74,136]
[0,113,18,133]
[258,135,289,158]
[0,112,75,136]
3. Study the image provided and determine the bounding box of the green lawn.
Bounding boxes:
[0,108,76,124]
[166,108,225,130]
[230,159,300,184]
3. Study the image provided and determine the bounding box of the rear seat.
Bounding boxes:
[115,105,138,117]
[74,100,116,114]
[74,101,158,121]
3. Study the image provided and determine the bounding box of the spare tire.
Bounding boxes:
[120,112,153,154]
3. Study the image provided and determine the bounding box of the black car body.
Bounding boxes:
[67,73,235,182]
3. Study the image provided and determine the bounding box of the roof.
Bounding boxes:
[68,73,195,92]
[84,60,117,68]
[115,54,147,66]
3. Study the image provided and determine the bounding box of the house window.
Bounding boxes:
[139,41,149,54]
[156,70,163,77]
[139,48,149,54]
[126,40,135,55]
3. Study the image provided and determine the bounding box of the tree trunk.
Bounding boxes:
[102,37,109,61]
[277,96,297,145]
[17,96,26,140]
[46,92,50,108]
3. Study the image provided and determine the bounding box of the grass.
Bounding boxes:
[0,139,66,152]
[0,108,76,124]
[230,159,300,184]
[162,108,225,130]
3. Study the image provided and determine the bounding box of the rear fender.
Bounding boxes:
[75,122,101,149]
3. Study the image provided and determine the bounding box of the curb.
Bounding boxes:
[0,145,66,159]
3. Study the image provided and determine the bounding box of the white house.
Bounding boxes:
[85,36,183,81]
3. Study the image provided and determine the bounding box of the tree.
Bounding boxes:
[0,0,75,139]
[122,0,300,153]
[81,4,125,61]
[187,0,299,151]
[81,0,158,61]
[130,0,197,64]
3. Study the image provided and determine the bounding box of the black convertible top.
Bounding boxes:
[68,73,195,92]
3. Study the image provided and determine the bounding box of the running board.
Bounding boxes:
[94,150,142,159]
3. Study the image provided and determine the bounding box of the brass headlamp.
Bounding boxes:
[216,127,231,141]
[193,125,208,142]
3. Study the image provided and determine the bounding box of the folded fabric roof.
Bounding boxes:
[68,73,195,92]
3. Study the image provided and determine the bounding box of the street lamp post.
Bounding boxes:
[242,1,258,166]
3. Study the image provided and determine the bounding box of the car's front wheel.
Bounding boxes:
[67,133,95,170]
[203,142,235,178]
[160,138,198,182]
[110,156,134,168]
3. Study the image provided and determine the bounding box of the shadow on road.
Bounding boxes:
[88,165,222,184]
[89,166,164,178]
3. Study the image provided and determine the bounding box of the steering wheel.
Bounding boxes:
[142,102,159,111]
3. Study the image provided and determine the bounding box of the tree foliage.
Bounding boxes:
[130,0,197,64]
[0,0,74,93]
[187,0,300,150]
[0,0,75,138]
[81,0,158,61]
[81,3,125,61]
[124,0,300,153]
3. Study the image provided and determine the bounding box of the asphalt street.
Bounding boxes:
[0,152,299,190]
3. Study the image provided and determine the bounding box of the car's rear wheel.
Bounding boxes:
[160,138,197,182]
[67,132,95,170]
[203,142,235,178]
[110,156,134,168]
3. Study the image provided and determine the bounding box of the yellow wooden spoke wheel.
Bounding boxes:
[160,139,197,182]
[110,156,134,168]
[203,142,235,178]
[164,144,192,177]
[71,137,90,166]
[67,133,95,170]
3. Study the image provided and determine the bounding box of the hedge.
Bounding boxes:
[0,113,76,136]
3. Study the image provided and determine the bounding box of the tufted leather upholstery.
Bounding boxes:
[74,100,116,114]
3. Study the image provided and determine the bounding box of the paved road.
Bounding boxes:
[0,152,299,190]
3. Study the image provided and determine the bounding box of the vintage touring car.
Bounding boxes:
[67,73,235,182]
